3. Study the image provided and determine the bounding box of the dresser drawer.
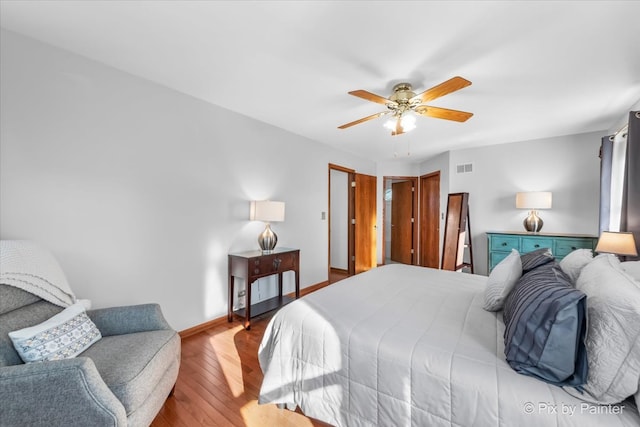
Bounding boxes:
[554,239,594,258]
[490,235,520,251]
[521,237,554,253]
[250,252,296,276]
[487,232,597,273]
[490,251,512,270]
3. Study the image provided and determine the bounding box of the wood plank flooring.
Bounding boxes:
[151,271,348,427]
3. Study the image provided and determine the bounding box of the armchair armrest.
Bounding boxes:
[0,357,126,427]
[87,303,172,336]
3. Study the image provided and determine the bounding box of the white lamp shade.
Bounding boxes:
[595,231,638,256]
[516,191,552,209]
[250,200,285,222]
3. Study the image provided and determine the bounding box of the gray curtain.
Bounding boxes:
[623,111,640,261]
[599,111,639,261]
[599,135,613,234]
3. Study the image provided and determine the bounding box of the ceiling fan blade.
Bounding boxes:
[338,111,389,129]
[410,76,472,104]
[415,105,473,122]
[348,90,397,106]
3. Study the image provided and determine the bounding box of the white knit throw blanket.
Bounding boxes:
[0,240,76,307]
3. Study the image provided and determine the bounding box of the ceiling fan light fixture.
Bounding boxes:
[338,76,472,133]
[383,113,416,133]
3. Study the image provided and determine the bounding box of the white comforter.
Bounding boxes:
[258,264,640,427]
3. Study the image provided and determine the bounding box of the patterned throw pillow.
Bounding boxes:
[9,302,101,363]
[520,247,554,273]
[503,261,588,387]
[483,249,522,311]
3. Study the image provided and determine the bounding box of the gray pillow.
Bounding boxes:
[564,254,640,404]
[559,248,593,283]
[483,249,522,312]
[503,261,587,387]
[622,261,640,284]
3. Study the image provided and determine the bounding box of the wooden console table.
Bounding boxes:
[227,247,300,330]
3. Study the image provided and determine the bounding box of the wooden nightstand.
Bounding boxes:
[227,247,300,330]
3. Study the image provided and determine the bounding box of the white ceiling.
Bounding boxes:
[2,1,640,163]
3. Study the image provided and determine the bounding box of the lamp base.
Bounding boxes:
[523,210,544,233]
[258,223,278,253]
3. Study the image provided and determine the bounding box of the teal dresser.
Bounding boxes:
[487,231,598,272]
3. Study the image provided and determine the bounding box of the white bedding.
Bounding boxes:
[258,264,640,427]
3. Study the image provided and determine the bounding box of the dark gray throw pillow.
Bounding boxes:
[520,247,554,273]
[503,261,588,387]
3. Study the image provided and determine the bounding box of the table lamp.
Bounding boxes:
[516,191,552,233]
[595,231,638,258]
[250,200,285,253]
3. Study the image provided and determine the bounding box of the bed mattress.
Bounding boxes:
[258,264,639,426]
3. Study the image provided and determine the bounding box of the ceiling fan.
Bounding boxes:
[338,76,473,136]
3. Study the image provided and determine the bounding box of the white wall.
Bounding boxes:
[0,30,375,331]
[329,169,348,270]
[443,132,602,275]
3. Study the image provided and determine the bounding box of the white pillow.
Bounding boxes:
[564,254,640,404]
[483,249,522,311]
[622,261,640,284]
[9,302,101,363]
[559,248,593,283]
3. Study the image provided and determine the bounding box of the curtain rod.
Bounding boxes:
[609,124,628,141]
[608,111,638,141]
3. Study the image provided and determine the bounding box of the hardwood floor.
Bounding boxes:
[329,268,348,284]
[151,305,335,426]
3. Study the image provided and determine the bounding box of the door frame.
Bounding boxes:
[382,176,419,265]
[328,163,355,279]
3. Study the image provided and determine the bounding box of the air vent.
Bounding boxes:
[456,163,473,174]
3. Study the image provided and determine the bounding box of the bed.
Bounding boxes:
[258,264,640,426]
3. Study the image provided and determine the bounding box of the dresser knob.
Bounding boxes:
[273,258,282,270]
[254,260,260,265]
[571,246,577,250]
[501,242,507,246]
[254,268,259,274]
[534,244,540,248]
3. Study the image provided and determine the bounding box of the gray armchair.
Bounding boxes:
[0,284,180,427]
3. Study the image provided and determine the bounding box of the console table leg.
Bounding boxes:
[245,278,252,330]
[228,276,234,322]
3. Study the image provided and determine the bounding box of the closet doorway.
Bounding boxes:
[383,176,418,265]
[328,164,378,281]
[329,164,354,283]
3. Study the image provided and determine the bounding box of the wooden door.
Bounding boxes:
[391,180,414,264]
[355,173,377,273]
[420,172,440,268]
